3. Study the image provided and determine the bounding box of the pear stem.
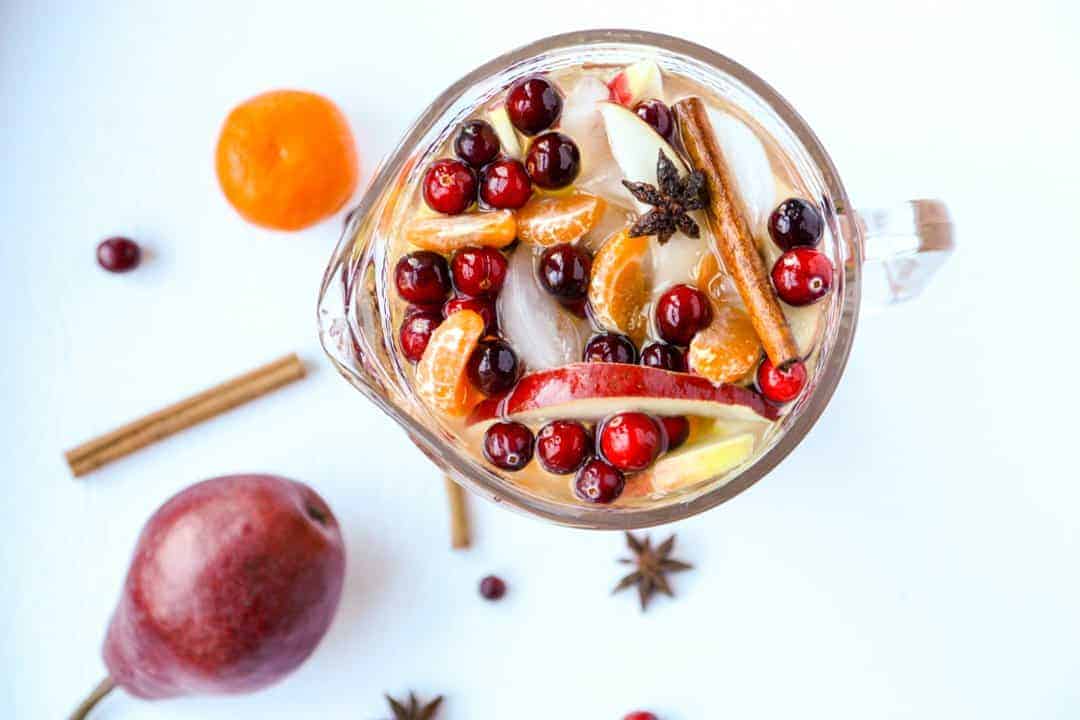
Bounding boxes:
[68,676,115,720]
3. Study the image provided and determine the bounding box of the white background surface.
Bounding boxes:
[2,1,1078,718]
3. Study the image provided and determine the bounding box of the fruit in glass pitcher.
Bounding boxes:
[399,310,442,363]
[655,284,712,346]
[480,159,533,209]
[599,412,665,472]
[771,248,833,306]
[607,59,662,107]
[451,246,508,298]
[640,432,755,493]
[538,243,592,300]
[454,119,501,168]
[415,309,486,416]
[95,474,344,703]
[525,132,581,189]
[403,210,517,252]
[756,357,807,404]
[768,197,823,250]
[584,332,638,365]
[516,192,606,246]
[483,421,534,470]
[640,343,687,373]
[423,158,477,215]
[588,229,650,345]
[633,99,675,141]
[536,420,592,475]
[687,303,763,384]
[467,339,520,395]
[574,458,625,504]
[443,295,497,337]
[507,76,562,135]
[395,251,452,305]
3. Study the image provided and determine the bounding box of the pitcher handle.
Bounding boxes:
[852,199,954,307]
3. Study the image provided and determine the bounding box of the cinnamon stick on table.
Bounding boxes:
[64,353,306,477]
[674,98,800,368]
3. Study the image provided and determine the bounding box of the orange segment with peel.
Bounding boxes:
[688,303,763,384]
[404,210,516,252]
[588,228,650,345]
[215,90,358,231]
[415,309,485,416]
[517,193,606,246]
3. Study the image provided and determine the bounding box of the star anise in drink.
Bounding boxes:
[385,691,443,720]
[623,150,708,244]
[612,531,693,611]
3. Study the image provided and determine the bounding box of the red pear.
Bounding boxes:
[71,474,345,718]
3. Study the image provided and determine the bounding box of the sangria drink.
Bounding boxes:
[380,56,836,508]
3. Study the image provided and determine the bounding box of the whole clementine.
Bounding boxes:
[216,90,358,231]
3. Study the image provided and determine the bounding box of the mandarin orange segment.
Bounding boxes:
[404,210,517,252]
[688,303,763,384]
[588,229,651,345]
[516,193,606,246]
[215,90,358,231]
[414,309,485,416]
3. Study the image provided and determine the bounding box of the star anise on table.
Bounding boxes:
[385,692,443,720]
[612,531,693,611]
[623,150,709,245]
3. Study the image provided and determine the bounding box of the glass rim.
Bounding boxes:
[319,28,863,529]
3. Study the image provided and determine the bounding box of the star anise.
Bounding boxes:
[623,150,708,245]
[612,531,693,611]
[385,692,443,720]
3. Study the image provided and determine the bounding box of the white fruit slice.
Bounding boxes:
[497,247,585,370]
[487,105,522,159]
[785,301,826,358]
[643,432,755,492]
[607,59,663,107]
[705,106,775,230]
[599,102,687,211]
[466,363,779,426]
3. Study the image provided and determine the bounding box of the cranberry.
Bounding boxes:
[624,713,659,720]
[771,248,833,306]
[480,159,532,209]
[506,76,562,135]
[479,575,507,601]
[443,295,497,336]
[561,297,589,319]
[395,251,451,304]
[404,302,443,318]
[757,358,807,404]
[536,420,592,475]
[538,244,591,300]
[659,416,690,451]
[655,284,712,345]
[467,340,520,395]
[96,236,141,273]
[634,99,675,141]
[599,412,665,472]
[584,333,638,364]
[525,132,580,189]
[451,247,508,298]
[574,458,625,504]
[399,311,442,363]
[483,421,534,471]
[768,197,824,250]
[640,342,687,372]
[454,120,501,168]
[422,159,477,215]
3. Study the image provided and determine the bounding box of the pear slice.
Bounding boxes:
[643,432,755,493]
[598,102,687,213]
[487,105,522,159]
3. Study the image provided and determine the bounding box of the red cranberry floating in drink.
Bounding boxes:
[536,420,592,475]
[480,159,532,209]
[659,416,690,451]
[525,132,581,189]
[655,284,712,345]
[443,295,497,336]
[483,421,534,471]
[422,158,477,215]
[599,412,665,472]
[399,311,442,363]
[479,575,507,601]
[640,342,687,372]
[467,339,520,395]
[633,99,675,141]
[768,197,823,250]
[451,246,508,298]
[757,357,807,404]
[96,236,141,273]
[454,119,501,168]
[395,251,452,304]
[506,76,562,135]
[584,332,638,364]
[538,243,591,300]
[574,458,626,504]
[771,248,833,306]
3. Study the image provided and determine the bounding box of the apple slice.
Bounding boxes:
[641,432,755,493]
[599,102,687,209]
[487,105,522,159]
[466,363,779,427]
[785,301,825,358]
[705,106,776,230]
[607,59,663,107]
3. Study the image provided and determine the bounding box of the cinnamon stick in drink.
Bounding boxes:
[673,98,800,368]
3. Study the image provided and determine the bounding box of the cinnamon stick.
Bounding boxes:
[674,98,800,367]
[444,476,470,549]
[65,353,306,477]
